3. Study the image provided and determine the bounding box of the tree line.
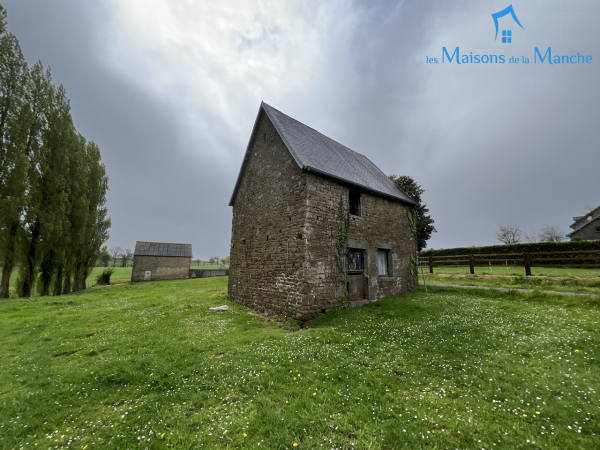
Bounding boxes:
[0,4,110,298]
[495,224,565,245]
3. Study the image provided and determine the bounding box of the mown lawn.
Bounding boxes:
[424,266,600,278]
[423,271,600,295]
[3,267,133,297]
[88,267,132,285]
[1,279,599,449]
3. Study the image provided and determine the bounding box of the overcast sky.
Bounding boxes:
[3,0,599,258]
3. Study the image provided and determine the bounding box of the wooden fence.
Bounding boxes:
[420,249,600,276]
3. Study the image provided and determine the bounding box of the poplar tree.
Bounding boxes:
[0,4,110,297]
[19,63,58,297]
[0,4,6,36]
[72,141,110,290]
[0,32,28,298]
[59,132,87,294]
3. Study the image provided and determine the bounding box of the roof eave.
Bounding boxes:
[566,214,600,236]
[303,166,417,206]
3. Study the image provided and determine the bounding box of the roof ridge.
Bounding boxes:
[262,102,367,159]
[567,213,600,236]
[230,102,416,206]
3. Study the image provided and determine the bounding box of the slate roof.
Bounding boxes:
[570,205,600,230]
[134,241,192,258]
[566,214,600,237]
[229,102,416,206]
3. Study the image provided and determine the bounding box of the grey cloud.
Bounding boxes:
[3,0,599,256]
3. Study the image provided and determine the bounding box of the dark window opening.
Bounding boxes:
[349,190,361,216]
[595,226,600,233]
[347,249,364,273]
[377,249,390,276]
[297,233,303,239]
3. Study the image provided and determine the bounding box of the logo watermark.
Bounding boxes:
[425,4,593,65]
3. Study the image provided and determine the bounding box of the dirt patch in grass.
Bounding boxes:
[52,350,78,358]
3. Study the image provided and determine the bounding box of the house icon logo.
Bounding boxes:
[492,5,524,43]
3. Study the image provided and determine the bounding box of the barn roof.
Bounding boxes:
[566,214,600,237]
[134,241,192,258]
[229,102,416,207]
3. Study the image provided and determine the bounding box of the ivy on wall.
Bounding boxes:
[334,195,351,308]
[407,207,418,291]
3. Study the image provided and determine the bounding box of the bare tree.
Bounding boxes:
[539,225,565,242]
[495,224,522,244]
[122,248,133,267]
[524,230,539,243]
[109,247,124,266]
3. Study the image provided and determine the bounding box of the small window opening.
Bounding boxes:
[297,233,303,239]
[347,249,364,273]
[377,249,390,276]
[595,226,600,233]
[266,236,269,241]
[349,190,361,216]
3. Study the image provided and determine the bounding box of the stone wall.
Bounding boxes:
[228,112,308,317]
[131,256,190,282]
[228,113,416,321]
[302,173,416,309]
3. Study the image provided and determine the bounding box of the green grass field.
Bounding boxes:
[1,278,598,449]
[423,266,600,278]
[421,266,600,295]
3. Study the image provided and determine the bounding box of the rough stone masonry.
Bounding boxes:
[228,102,417,321]
[131,241,192,282]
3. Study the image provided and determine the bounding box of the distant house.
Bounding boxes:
[131,241,192,282]
[227,102,417,321]
[567,205,600,241]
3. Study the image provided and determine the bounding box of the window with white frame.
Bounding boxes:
[377,249,390,276]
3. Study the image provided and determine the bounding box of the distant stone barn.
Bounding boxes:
[131,242,192,282]
[228,102,417,320]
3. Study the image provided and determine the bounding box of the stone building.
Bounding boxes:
[228,102,417,320]
[131,241,192,282]
[567,205,600,241]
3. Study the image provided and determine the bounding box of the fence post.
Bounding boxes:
[523,252,532,276]
[429,256,433,274]
[469,254,475,275]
